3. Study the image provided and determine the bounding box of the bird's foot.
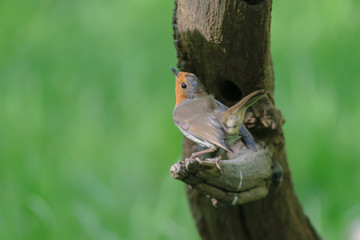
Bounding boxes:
[205,155,222,171]
[190,153,202,164]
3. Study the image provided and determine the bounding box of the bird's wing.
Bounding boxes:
[239,124,257,151]
[173,98,232,152]
[215,99,228,111]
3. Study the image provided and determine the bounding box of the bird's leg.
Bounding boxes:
[191,147,216,164]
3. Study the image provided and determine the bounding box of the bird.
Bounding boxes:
[171,67,265,169]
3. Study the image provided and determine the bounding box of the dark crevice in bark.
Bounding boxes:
[217,79,243,104]
[243,0,265,5]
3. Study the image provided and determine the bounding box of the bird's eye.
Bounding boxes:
[181,83,187,89]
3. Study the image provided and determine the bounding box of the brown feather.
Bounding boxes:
[173,96,232,152]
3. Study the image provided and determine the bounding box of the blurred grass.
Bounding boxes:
[0,0,359,239]
[272,1,360,239]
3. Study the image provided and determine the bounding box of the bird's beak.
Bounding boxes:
[170,67,179,77]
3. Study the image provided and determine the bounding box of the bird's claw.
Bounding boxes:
[194,157,202,164]
[205,156,221,171]
[190,154,202,164]
[190,152,222,172]
[215,160,221,171]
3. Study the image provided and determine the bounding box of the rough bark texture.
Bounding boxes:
[171,0,320,239]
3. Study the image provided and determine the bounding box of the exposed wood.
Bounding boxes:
[171,0,320,239]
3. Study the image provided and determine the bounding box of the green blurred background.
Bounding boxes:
[0,0,359,239]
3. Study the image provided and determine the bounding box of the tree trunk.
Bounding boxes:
[171,0,320,239]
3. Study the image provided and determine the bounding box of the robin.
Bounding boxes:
[171,67,265,169]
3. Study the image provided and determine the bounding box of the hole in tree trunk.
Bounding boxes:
[243,0,265,5]
[218,80,243,103]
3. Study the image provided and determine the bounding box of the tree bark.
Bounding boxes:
[171,0,320,239]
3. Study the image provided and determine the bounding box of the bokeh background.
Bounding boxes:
[1,0,359,239]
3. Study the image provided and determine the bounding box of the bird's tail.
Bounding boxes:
[229,89,265,114]
[222,89,265,135]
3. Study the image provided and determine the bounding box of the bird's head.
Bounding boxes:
[170,67,207,106]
